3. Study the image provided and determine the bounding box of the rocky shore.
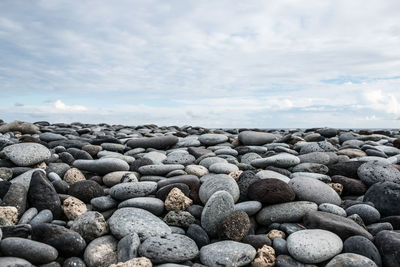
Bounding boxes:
[0,120,399,267]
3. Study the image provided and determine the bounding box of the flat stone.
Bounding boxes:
[103,171,139,186]
[238,131,276,145]
[257,201,318,226]
[186,223,210,249]
[292,162,329,174]
[251,153,300,168]
[201,191,235,237]
[118,197,164,216]
[358,161,400,186]
[0,121,39,134]
[234,201,262,216]
[326,253,378,267]
[3,142,51,167]
[0,257,33,267]
[209,162,239,174]
[290,172,331,182]
[127,136,178,149]
[199,174,239,204]
[108,207,171,240]
[31,223,86,257]
[110,181,158,200]
[363,181,400,217]
[198,134,228,146]
[199,156,228,168]
[84,235,118,267]
[327,161,364,178]
[138,234,199,263]
[331,175,367,196]
[303,211,373,240]
[73,158,129,175]
[163,152,195,166]
[199,240,256,267]
[287,229,342,264]
[2,183,27,216]
[343,235,382,267]
[138,164,185,175]
[71,211,109,242]
[248,178,295,204]
[255,170,291,183]
[0,237,58,265]
[318,203,347,217]
[242,235,272,249]
[185,164,209,177]
[288,177,341,205]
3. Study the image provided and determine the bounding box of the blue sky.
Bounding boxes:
[1,0,400,128]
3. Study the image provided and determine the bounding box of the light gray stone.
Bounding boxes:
[199,174,240,204]
[251,153,300,168]
[110,181,158,200]
[3,143,51,167]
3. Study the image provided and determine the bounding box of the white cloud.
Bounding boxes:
[53,100,87,112]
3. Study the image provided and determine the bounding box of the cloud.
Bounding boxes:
[1,1,400,127]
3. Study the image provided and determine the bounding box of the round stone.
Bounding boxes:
[0,237,58,265]
[185,165,209,177]
[318,203,347,217]
[326,253,378,267]
[108,207,171,240]
[363,181,400,217]
[3,142,51,167]
[218,210,250,241]
[331,175,367,196]
[84,235,118,267]
[71,211,108,242]
[248,178,295,204]
[138,234,199,264]
[201,191,235,237]
[288,177,341,205]
[343,236,381,266]
[234,201,262,216]
[186,224,210,249]
[163,152,195,166]
[287,229,343,264]
[62,196,87,220]
[63,168,86,185]
[374,230,400,267]
[345,204,381,225]
[200,240,256,267]
[68,180,104,203]
[199,174,240,204]
[358,161,400,186]
[31,223,86,257]
[110,182,158,201]
[102,171,138,187]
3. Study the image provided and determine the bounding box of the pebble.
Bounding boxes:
[83,235,118,267]
[218,210,250,241]
[303,211,373,240]
[199,174,240,204]
[10,168,45,189]
[2,183,27,216]
[0,206,18,226]
[287,229,343,264]
[185,164,209,177]
[248,178,295,204]
[164,187,193,211]
[18,207,38,224]
[138,164,185,175]
[343,235,382,266]
[256,201,318,225]
[345,204,380,225]
[110,181,157,200]
[71,211,109,242]
[126,135,178,149]
[0,237,58,265]
[234,200,262,216]
[331,175,367,196]
[238,131,276,145]
[199,240,256,267]
[108,207,171,240]
[31,223,86,257]
[251,245,276,267]
[318,203,347,217]
[73,158,129,175]
[288,177,341,205]
[138,234,199,263]
[103,171,138,187]
[251,153,300,168]
[201,190,235,237]
[163,210,195,227]
[68,180,104,203]
[256,170,291,183]
[119,197,164,215]
[63,167,86,185]
[186,223,210,248]
[363,181,400,217]
[358,161,400,185]
[209,162,239,174]
[117,233,140,262]
[242,234,272,249]
[29,209,53,226]
[198,133,228,146]
[326,253,378,267]
[62,196,88,220]
[0,257,33,267]
[374,230,400,267]
[28,170,62,218]
[2,142,51,166]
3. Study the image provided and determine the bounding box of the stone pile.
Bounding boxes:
[0,120,399,267]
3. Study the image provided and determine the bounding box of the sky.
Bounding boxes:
[1,0,400,128]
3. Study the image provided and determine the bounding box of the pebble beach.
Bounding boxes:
[0,120,399,267]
